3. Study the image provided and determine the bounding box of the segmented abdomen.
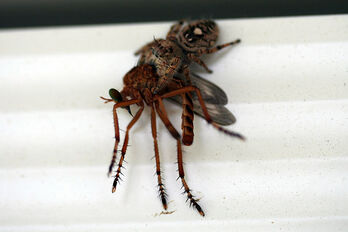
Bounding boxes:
[181,93,194,146]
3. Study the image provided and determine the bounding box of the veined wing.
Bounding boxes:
[190,72,228,105]
[168,73,236,125]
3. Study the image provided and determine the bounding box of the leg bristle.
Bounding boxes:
[151,103,169,211]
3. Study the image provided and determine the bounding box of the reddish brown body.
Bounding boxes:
[122,65,195,146]
[181,92,194,145]
[101,64,244,217]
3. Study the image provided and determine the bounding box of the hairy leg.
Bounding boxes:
[112,102,144,193]
[154,98,204,216]
[197,39,241,56]
[177,139,205,216]
[100,97,141,176]
[150,103,168,210]
[187,53,213,73]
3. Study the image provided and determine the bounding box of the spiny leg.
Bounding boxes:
[159,86,245,140]
[154,98,204,216]
[100,97,141,176]
[197,39,241,56]
[109,104,120,177]
[150,103,168,210]
[112,102,144,193]
[177,139,205,217]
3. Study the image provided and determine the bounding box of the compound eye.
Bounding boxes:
[109,88,123,102]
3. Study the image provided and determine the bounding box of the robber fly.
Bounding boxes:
[101,66,244,217]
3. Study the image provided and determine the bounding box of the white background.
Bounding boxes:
[1,15,348,231]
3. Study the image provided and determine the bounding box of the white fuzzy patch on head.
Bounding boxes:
[193,27,203,35]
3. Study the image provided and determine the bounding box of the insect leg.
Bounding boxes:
[198,39,241,55]
[177,139,205,217]
[106,99,142,177]
[154,98,180,140]
[154,97,204,217]
[187,53,213,73]
[112,102,144,193]
[150,103,168,210]
[166,19,184,40]
[160,86,245,140]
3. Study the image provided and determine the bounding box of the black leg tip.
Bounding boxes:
[195,204,205,217]
[162,197,168,210]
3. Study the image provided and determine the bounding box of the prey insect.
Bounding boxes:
[101,64,244,216]
[136,19,241,94]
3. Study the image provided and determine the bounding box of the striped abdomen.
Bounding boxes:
[181,93,194,146]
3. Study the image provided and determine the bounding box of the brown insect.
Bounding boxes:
[101,64,244,216]
[135,19,241,94]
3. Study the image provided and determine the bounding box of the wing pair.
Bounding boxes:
[169,72,236,126]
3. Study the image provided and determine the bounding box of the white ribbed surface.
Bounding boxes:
[1,15,348,231]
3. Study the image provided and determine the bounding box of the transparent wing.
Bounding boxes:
[168,73,236,125]
[190,72,228,105]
